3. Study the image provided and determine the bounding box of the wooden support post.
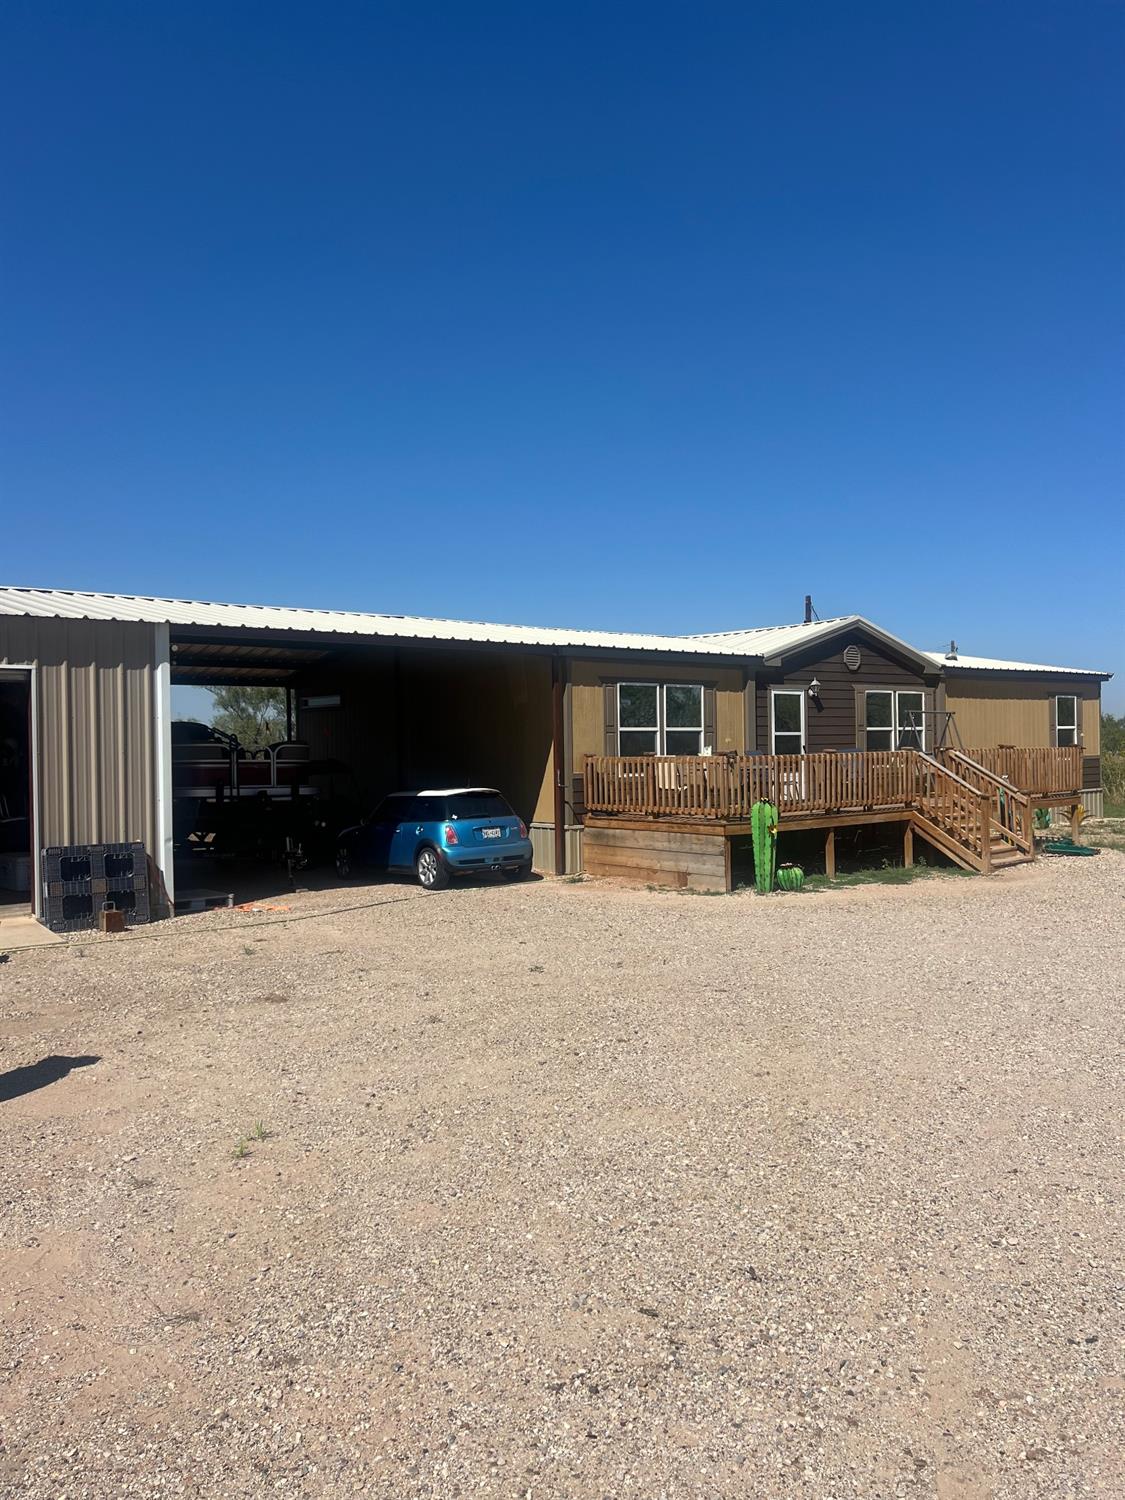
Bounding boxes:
[903,821,914,868]
[979,793,992,875]
[551,657,566,876]
[825,827,836,880]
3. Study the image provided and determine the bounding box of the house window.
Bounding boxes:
[1055,695,1078,747]
[617,683,703,755]
[771,689,805,755]
[865,690,926,751]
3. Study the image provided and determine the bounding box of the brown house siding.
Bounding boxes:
[754,630,939,753]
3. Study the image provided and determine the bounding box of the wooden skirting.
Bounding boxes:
[583,822,731,892]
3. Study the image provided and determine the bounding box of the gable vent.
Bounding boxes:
[843,645,862,672]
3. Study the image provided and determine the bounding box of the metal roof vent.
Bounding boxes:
[843,645,862,672]
[945,639,958,660]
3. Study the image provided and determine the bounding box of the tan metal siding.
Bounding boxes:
[944,679,1101,750]
[0,617,159,854]
[571,680,604,764]
[568,658,745,757]
[1082,697,1100,755]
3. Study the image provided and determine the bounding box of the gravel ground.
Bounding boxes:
[1,855,1123,1499]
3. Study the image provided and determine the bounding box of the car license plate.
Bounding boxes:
[481,826,502,839]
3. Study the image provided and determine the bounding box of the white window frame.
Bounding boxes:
[617,682,705,756]
[864,689,927,752]
[1055,695,1078,748]
[770,688,806,756]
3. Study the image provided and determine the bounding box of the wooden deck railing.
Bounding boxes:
[956,746,1082,797]
[583,746,1079,824]
[586,750,917,821]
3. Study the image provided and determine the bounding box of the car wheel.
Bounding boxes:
[416,847,449,890]
[502,863,532,881]
[335,847,352,880]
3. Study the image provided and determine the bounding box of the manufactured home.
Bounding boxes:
[0,587,1111,916]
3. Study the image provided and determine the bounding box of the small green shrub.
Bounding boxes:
[1102,751,1125,809]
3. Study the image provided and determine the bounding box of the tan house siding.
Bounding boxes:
[0,616,160,855]
[568,658,746,761]
[1082,697,1100,755]
[944,678,1101,750]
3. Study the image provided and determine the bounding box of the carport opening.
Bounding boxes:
[169,633,553,908]
[0,670,33,916]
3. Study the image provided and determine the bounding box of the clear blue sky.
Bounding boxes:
[3,3,1122,707]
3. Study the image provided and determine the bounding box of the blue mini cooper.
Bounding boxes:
[335,787,534,889]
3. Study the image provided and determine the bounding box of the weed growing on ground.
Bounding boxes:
[801,865,973,891]
[252,1121,270,1141]
[1074,821,1125,854]
[232,1138,250,1160]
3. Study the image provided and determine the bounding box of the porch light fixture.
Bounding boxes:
[808,678,821,700]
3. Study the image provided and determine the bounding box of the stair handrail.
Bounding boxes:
[939,748,1033,854]
[911,751,993,871]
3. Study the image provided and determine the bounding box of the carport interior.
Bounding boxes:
[169,627,555,898]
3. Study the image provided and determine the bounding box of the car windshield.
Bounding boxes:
[445,792,513,820]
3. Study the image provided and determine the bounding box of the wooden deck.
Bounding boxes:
[582,747,1084,888]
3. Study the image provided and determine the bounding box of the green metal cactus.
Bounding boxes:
[776,862,805,892]
[751,800,778,894]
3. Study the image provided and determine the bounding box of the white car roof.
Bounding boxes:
[392,787,501,797]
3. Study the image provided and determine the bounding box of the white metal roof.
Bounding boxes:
[0,587,1110,677]
[685,614,937,670]
[924,650,1110,678]
[0,586,747,657]
[684,615,856,651]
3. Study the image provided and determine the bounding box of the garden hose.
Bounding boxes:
[1041,838,1100,857]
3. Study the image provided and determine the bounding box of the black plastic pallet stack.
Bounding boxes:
[41,842,151,933]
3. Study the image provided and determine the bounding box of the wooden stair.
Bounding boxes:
[910,751,1036,874]
[909,812,1031,873]
[988,835,1031,870]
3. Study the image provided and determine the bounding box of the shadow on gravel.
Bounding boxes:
[0,1054,100,1103]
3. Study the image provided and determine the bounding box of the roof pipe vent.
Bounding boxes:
[804,594,813,625]
[945,639,958,660]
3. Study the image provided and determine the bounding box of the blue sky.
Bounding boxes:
[3,3,1122,709]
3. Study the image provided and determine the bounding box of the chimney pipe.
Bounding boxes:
[804,594,813,625]
[945,639,958,660]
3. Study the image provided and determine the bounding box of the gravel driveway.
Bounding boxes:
[2,856,1123,1498]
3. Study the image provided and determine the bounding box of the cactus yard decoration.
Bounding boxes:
[751,800,778,893]
[776,863,805,892]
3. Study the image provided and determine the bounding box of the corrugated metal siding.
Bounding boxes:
[0,617,159,854]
